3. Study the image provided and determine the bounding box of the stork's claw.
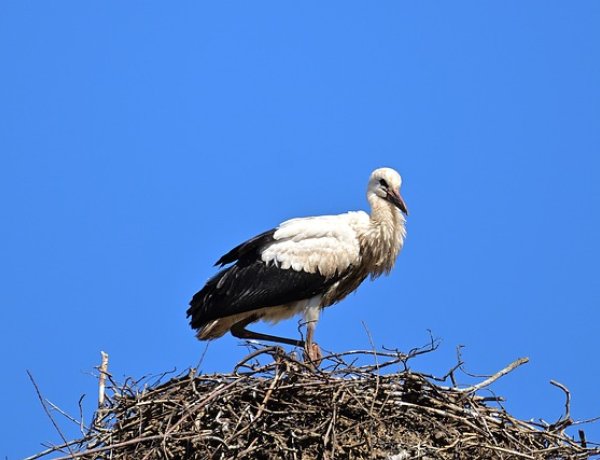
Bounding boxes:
[303,341,322,367]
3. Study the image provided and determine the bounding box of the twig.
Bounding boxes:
[26,370,75,458]
[361,321,380,416]
[570,415,600,426]
[78,395,86,436]
[46,400,88,432]
[478,443,536,459]
[550,379,572,430]
[579,430,587,449]
[49,433,191,460]
[194,341,210,371]
[456,357,529,394]
[24,439,83,460]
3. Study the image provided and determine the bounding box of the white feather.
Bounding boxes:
[261,211,370,278]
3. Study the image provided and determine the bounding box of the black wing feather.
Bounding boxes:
[188,228,345,329]
[187,260,338,329]
[214,229,276,266]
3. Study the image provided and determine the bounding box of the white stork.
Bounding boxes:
[187,167,408,361]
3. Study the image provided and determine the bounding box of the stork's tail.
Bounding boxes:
[187,269,229,337]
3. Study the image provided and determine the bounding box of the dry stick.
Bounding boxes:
[78,395,86,436]
[456,357,529,393]
[98,351,109,407]
[26,370,76,459]
[194,341,210,371]
[322,387,344,452]
[476,443,536,459]
[361,321,381,417]
[233,345,281,373]
[93,351,110,430]
[49,433,196,460]
[236,437,259,458]
[328,349,407,359]
[45,400,88,433]
[550,379,572,428]
[24,439,83,460]
[579,430,587,448]
[571,415,600,426]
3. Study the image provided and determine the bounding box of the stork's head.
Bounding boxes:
[367,167,408,215]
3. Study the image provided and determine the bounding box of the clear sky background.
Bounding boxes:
[1,2,599,458]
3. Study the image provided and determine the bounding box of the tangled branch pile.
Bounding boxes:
[31,344,599,460]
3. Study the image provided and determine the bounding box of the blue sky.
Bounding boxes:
[1,2,599,458]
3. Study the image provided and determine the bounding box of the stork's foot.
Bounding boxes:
[303,341,322,367]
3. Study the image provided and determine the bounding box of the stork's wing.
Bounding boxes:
[214,228,276,267]
[187,212,368,328]
[188,260,336,326]
[262,212,367,278]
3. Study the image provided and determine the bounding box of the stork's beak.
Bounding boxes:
[387,189,409,215]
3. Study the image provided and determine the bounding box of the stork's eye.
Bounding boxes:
[379,179,388,188]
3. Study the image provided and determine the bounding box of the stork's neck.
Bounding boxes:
[362,195,406,277]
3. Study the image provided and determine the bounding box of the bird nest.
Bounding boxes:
[29,343,599,460]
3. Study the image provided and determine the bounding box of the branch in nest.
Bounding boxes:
[456,357,529,394]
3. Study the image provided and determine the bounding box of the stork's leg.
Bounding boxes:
[303,320,322,364]
[230,316,304,347]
